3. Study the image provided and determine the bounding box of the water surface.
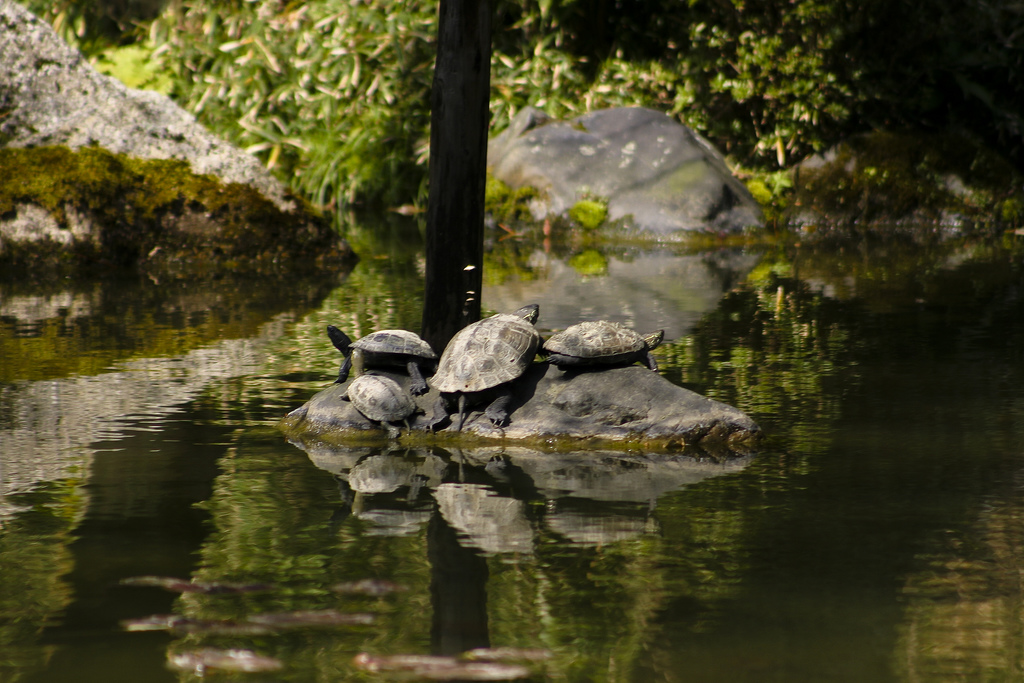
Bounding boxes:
[2,223,1024,682]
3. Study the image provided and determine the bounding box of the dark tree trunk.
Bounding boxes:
[420,0,492,354]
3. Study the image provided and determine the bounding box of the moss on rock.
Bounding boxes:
[568,198,608,230]
[0,146,352,278]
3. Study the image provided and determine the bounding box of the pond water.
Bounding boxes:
[2,216,1024,682]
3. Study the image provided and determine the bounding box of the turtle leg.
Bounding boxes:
[455,393,470,432]
[406,360,429,395]
[643,351,659,372]
[335,355,353,384]
[425,395,452,431]
[384,422,401,439]
[483,391,513,428]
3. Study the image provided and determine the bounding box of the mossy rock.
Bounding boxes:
[789,129,1024,229]
[0,146,353,278]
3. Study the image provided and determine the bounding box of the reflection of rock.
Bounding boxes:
[1,274,336,520]
[433,483,534,555]
[354,504,432,537]
[460,447,753,503]
[281,364,761,448]
[301,445,374,478]
[545,507,653,546]
[1,329,282,520]
[488,107,763,234]
[349,453,446,494]
[484,250,759,339]
[297,442,754,551]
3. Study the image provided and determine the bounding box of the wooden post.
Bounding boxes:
[420,0,492,354]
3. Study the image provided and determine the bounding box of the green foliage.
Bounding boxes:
[92,43,173,93]
[19,0,161,55]
[791,130,1024,227]
[147,0,437,209]
[743,169,794,224]
[25,0,1024,212]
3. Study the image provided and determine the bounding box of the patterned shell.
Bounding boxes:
[347,375,417,422]
[429,313,541,393]
[352,330,437,359]
[543,321,646,358]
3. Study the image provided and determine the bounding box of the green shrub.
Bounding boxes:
[23,0,1024,213]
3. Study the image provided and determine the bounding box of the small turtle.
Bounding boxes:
[327,326,437,395]
[427,304,541,431]
[543,321,664,371]
[342,374,419,438]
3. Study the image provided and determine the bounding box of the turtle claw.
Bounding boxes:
[483,394,512,428]
[426,396,451,432]
[406,362,430,396]
[485,411,509,428]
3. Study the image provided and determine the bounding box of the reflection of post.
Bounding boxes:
[427,509,490,655]
[421,0,492,353]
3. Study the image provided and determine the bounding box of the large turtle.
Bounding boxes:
[327,326,437,395]
[543,321,664,371]
[427,304,541,431]
[342,374,419,438]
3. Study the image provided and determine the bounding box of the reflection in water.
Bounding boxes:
[897,480,1024,680]
[302,444,752,551]
[483,249,759,337]
[428,511,491,656]
[5,230,1024,682]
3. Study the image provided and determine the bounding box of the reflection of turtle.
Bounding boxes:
[343,374,419,438]
[427,305,541,431]
[543,321,664,371]
[327,326,437,395]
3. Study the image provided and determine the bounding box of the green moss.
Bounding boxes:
[0,146,348,277]
[568,198,608,230]
[484,174,538,223]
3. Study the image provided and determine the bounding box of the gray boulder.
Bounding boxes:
[280,364,761,453]
[0,1,349,272]
[488,106,763,235]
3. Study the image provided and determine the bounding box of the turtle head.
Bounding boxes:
[326,325,353,355]
[644,330,665,350]
[512,303,540,325]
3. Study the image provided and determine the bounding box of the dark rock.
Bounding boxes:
[280,364,762,451]
[0,2,351,274]
[487,106,763,235]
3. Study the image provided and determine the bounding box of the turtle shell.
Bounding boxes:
[351,330,437,360]
[429,313,541,393]
[347,375,417,423]
[543,321,648,360]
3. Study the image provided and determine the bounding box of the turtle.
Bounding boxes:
[327,326,437,395]
[426,304,541,431]
[342,374,419,438]
[542,321,665,371]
